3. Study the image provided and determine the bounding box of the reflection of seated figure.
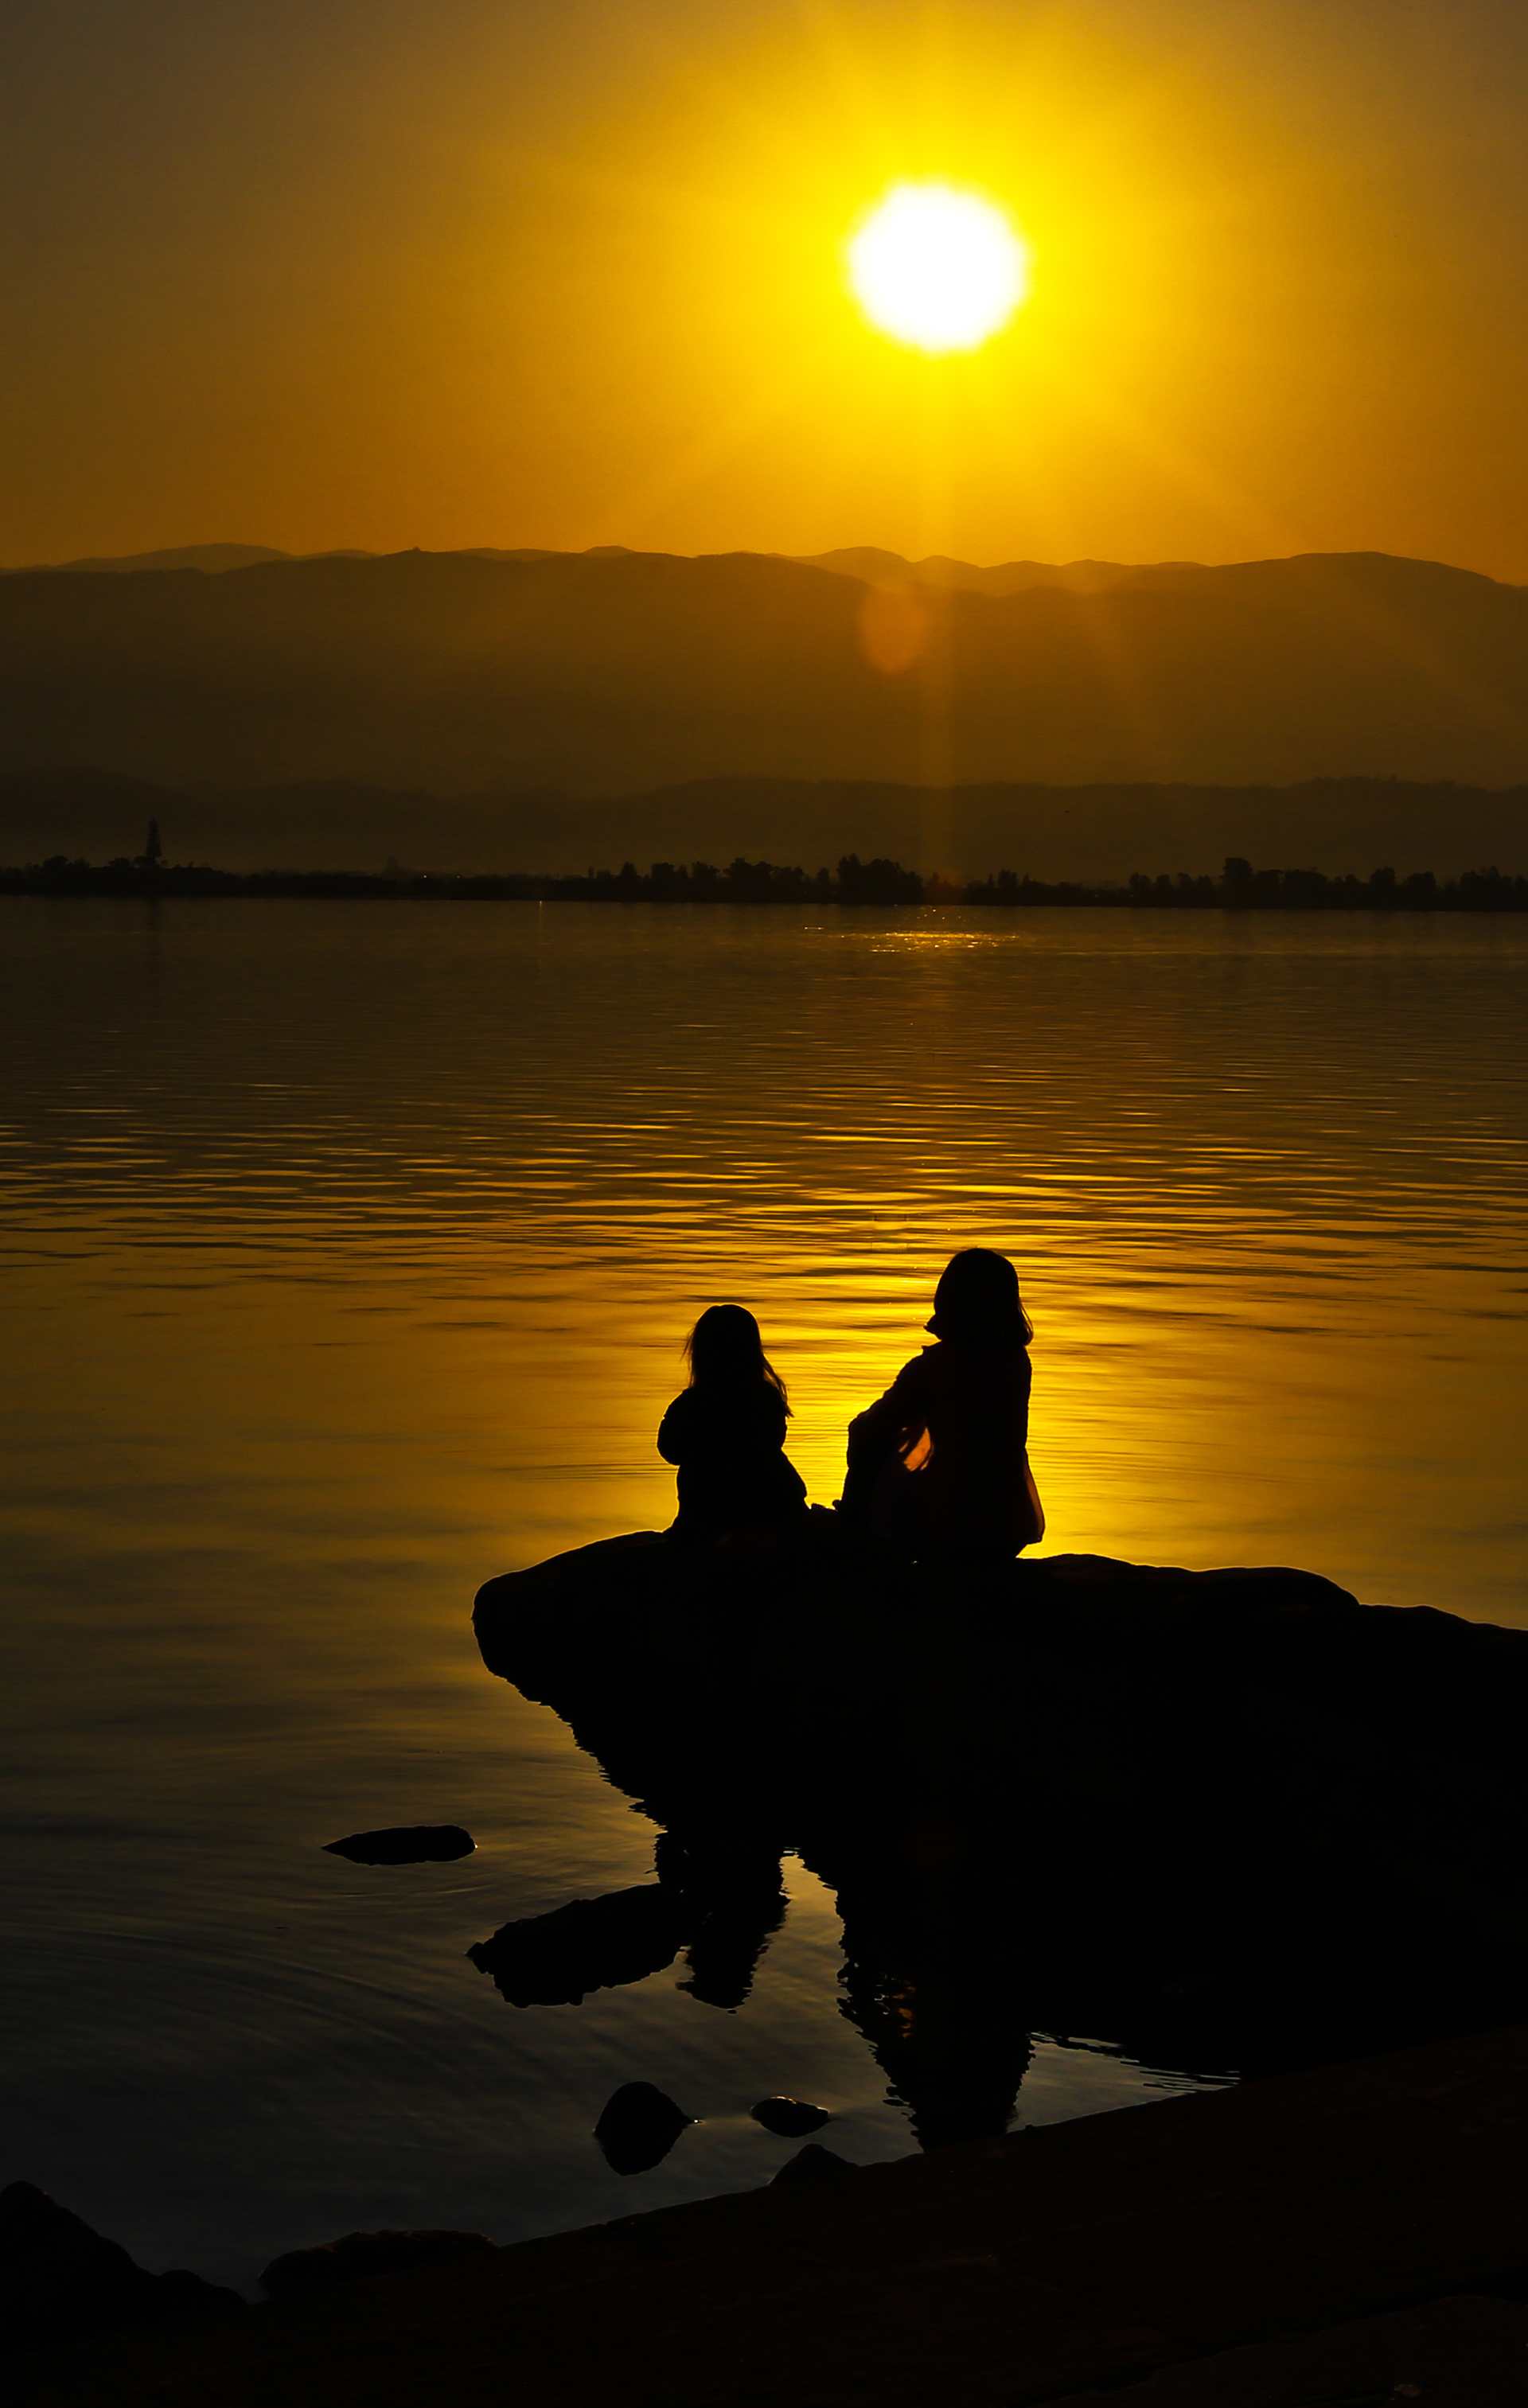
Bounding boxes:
[657,1305,809,1543]
[834,1875,1037,2150]
[470,1798,1033,2145]
[654,1827,789,2011]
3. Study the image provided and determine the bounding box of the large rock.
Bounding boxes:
[473,1535,1528,2133]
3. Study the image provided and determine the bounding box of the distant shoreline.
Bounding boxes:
[3,853,1526,912]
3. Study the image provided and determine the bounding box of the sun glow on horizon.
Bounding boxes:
[846,181,1030,355]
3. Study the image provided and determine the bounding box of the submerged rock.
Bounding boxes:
[594,2082,694,2176]
[0,2181,242,2359]
[324,1825,475,1864]
[260,2229,495,2297]
[750,2097,832,2137]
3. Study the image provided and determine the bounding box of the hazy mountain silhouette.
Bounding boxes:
[2,547,1527,828]
[1,543,383,576]
[1,541,637,576]
[792,547,1178,596]
[25,543,298,575]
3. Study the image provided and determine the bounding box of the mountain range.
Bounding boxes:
[2,544,1526,872]
[5,540,1204,594]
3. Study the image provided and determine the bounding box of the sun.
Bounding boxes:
[846,181,1029,355]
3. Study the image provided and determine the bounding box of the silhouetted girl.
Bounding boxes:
[841,1249,1043,1561]
[658,1304,809,1542]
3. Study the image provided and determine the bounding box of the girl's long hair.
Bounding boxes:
[684,1303,789,1409]
[926,1249,1033,1347]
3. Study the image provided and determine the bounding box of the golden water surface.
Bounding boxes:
[2,898,1523,2286]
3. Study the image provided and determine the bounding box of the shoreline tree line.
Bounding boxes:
[3,844,1525,912]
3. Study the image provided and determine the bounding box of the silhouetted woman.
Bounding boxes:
[841,1249,1043,1562]
[658,1304,809,1543]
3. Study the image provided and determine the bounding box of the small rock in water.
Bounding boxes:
[750,2096,832,2138]
[260,2229,494,2297]
[594,2081,694,2176]
[771,2143,856,2185]
[324,1825,475,1864]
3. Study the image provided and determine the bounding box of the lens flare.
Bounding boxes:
[847,181,1030,354]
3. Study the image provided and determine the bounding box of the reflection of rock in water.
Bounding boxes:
[469,1885,692,2007]
[467,1854,787,2013]
[473,1530,1528,2147]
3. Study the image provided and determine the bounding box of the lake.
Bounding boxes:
[2,898,1524,2289]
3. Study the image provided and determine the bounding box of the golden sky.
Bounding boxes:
[4,0,1528,577]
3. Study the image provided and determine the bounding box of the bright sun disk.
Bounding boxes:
[847,181,1029,354]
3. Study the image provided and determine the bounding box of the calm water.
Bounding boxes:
[2,898,1525,2289]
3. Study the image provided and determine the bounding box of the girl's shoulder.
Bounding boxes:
[662,1381,785,1428]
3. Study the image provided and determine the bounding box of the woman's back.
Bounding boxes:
[867,1340,1034,1549]
[844,1249,1043,1558]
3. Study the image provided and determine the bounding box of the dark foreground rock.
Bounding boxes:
[261,2231,494,2297]
[323,1825,474,1864]
[0,2183,243,2362]
[593,2082,694,2176]
[11,2023,1528,2405]
[770,2143,855,2184]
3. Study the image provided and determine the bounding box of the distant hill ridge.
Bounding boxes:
[2,540,652,576]
[10,537,1523,602]
[797,546,1210,596]
[2,543,1527,805]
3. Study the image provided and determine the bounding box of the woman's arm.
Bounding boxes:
[847,1393,912,1458]
[840,1357,928,1520]
[847,1355,928,1452]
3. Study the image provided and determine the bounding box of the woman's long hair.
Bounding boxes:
[684,1303,789,1409]
[926,1249,1033,1347]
